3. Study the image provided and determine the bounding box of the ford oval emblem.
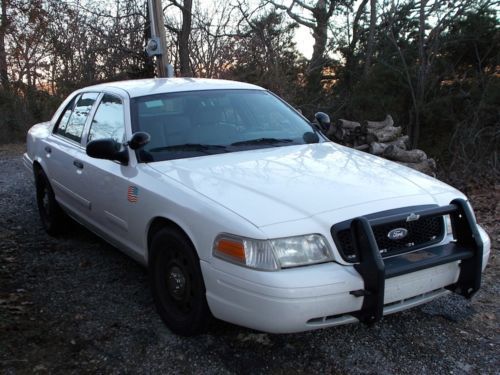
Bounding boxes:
[387,228,408,240]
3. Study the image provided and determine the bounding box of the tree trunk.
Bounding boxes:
[343,0,368,89]
[308,19,327,75]
[179,0,192,77]
[365,114,393,129]
[369,126,402,142]
[338,119,361,130]
[401,158,436,175]
[0,0,9,88]
[326,123,345,142]
[369,136,409,155]
[306,0,326,73]
[268,0,338,90]
[383,145,427,163]
[363,0,376,76]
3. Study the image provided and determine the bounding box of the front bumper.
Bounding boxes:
[201,219,490,334]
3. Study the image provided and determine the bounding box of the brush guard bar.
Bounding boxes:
[349,198,483,325]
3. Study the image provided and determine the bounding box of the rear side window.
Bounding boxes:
[88,94,125,143]
[55,92,98,143]
[55,96,77,136]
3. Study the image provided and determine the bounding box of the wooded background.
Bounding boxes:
[0,0,498,180]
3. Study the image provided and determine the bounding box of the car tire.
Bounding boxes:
[149,227,211,336]
[35,169,67,236]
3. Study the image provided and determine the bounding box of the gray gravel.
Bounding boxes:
[0,146,498,374]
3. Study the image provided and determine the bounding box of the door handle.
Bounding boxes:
[44,146,52,154]
[73,160,84,169]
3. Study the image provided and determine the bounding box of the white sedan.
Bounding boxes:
[24,78,490,336]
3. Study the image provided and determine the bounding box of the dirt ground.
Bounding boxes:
[0,143,498,374]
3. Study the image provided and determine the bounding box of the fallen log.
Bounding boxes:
[342,132,357,146]
[384,145,427,163]
[365,132,379,145]
[369,136,410,155]
[401,158,436,175]
[323,114,436,175]
[354,133,378,148]
[369,126,402,142]
[395,135,410,149]
[365,114,394,130]
[369,142,387,155]
[338,119,361,130]
[354,144,369,151]
[326,124,345,142]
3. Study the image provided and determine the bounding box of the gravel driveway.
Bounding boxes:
[0,144,498,374]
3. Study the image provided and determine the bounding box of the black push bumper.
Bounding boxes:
[349,199,483,324]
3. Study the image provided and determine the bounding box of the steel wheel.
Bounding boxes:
[35,169,66,236]
[149,227,211,336]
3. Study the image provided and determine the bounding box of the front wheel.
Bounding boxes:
[35,170,67,236]
[149,227,211,336]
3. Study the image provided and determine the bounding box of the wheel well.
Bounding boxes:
[147,217,194,260]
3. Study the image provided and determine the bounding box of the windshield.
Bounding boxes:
[131,89,321,162]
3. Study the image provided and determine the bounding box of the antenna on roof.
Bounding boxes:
[146,0,172,78]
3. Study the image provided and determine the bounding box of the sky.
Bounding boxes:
[294,25,314,59]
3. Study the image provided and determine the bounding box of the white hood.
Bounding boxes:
[148,143,460,227]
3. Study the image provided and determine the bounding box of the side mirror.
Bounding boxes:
[86,139,129,164]
[314,112,331,134]
[127,132,150,150]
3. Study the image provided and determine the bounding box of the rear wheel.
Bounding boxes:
[35,169,66,236]
[149,227,211,336]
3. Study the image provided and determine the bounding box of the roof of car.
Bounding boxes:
[85,78,265,98]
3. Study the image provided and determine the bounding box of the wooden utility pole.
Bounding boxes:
[147,0,170,77]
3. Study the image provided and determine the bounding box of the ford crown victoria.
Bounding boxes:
[24,78,491,336]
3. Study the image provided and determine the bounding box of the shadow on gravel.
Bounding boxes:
[1,149,498,374]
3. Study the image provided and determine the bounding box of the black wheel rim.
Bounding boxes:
[41,185,51,216]
[37,179,52,226]
[158,248,195,319]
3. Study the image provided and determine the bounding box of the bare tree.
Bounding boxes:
[6,0,50,88]
[189,0,238,77]
[267,0,348,85]
[0,0,8,87]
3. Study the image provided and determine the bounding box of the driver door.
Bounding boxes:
[81,93,135,246]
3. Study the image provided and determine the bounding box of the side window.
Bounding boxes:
[88,94,125,143]
[55,92,98,143]
[55,95,78,136]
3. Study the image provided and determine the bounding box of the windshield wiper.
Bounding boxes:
[231,138,293,146]
[149,143,228,153]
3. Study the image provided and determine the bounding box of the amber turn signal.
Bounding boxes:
[215,238,246,262]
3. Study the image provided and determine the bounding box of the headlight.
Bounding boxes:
[213,234,333,271]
